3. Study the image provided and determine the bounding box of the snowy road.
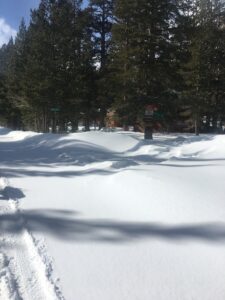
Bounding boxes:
[0,182,63,300]
[1,128,225,299]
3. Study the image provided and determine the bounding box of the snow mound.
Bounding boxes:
[0,127,11,135]
[177,135,225,159]
[4,130,40,141]
[0,177,9,191]
[62,131,140,152]
[1,127,225,300]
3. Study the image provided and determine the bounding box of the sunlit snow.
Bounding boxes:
[0,127,225,300]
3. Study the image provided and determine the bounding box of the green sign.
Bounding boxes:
[153,112,163,119]
[51,108,60,112]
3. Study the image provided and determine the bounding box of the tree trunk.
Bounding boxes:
[194,113,200,136]
[84,116,90,131]
[99,108,106,129]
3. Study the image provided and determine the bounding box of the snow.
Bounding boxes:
[0,127,225,299]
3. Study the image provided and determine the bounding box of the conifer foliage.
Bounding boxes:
[0,0,225,133]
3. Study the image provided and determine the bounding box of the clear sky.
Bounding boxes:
[0,0,88,47]
[0,0,40,46]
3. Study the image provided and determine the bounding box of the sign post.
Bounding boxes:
[51,108,60,133]
[143,104,164,139]
[143,105,156,140]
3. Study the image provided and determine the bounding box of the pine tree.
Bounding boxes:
[22,0,96,132]
[0,74,9,126]
[6,18,28,130]
[71,5,97,131]
[89,0,114,128]
[111,0,179,129]
[22,0,54,131]
[183,0,225,134]
[202,0,225,132]
[48,0,82,132]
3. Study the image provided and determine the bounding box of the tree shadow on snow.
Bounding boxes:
[0,133,223,178]
[0,186,25,200]
[0,127,11,135]
[1,209,225,244]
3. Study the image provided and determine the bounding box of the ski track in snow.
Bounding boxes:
[0,181,64,300]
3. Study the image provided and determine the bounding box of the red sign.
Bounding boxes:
[145,104,158,116]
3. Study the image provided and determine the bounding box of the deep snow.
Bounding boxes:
[1,128,225,300]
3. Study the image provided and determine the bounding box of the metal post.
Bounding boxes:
[144,123,153,140]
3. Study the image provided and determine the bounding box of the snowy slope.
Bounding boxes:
[0,128,225,300]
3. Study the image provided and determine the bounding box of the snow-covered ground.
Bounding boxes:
[0,127,225,300]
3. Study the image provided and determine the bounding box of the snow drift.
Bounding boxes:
[0,127,225,300]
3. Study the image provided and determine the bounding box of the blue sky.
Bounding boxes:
[0,0,40,46]
[0,0,40,29]
[0,0,88,46]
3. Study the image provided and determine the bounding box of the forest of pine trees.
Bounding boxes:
[1,0,225,134]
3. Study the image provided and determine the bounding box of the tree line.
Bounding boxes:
[0,0,225,134]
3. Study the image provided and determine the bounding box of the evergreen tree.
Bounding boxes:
[183,0,225,134]
[0,38,15,75]
[6,18,28,129]
[89,0,114,128]
[22,0,54,131]
[0,74,9,126]
[48,0,82,132]
[75,6,97,131]
[1,0,225,134]
[111,0,179,129]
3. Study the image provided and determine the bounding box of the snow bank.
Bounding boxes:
[0,177,8,190]
[0,128,40,142]
[1,128,225,300]
[176,135,225,159]
[60,131,140,152]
